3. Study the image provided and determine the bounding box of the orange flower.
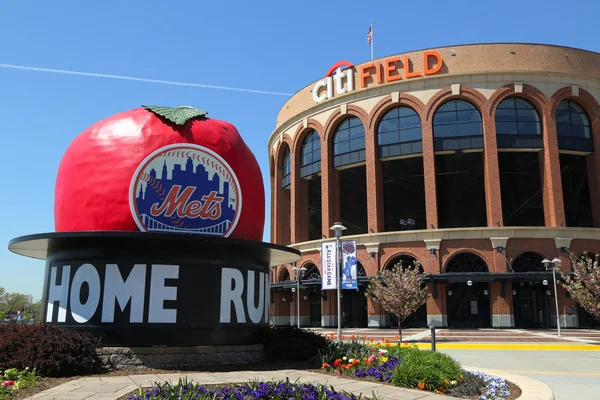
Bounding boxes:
[341,364,346,368]
[340,335,345,340]
[350,335,355,340]
[353,359,360,365]
[362,334,367,339]
[322,363,330,368]
[369,338,374,342]
[418,382,425,390]
[346,364,353,369]
[386,343,391,347]
[394,335,399,340]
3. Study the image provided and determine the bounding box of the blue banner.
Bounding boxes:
[341,240,358,289]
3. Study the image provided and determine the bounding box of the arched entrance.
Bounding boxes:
[300,263,323,327]
[342,262,368,328]
[512,252,551,329]
[445,253,491,328]
[384,254,427,328]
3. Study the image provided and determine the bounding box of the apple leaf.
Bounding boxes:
[142,105,208,125]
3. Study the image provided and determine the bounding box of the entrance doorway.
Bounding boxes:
[513,284,549,329]
[446,282,491,328]
[342,290,368,328]
[309,289,322,327]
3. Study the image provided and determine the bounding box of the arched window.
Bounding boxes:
[301,263,321,281]
[385,254,423,273]
[556,100,593,152]
[512,252,546,273]
[300,131,321,178]
[495,98,542,149]
[378,107,422,158]
[445,253,488,273]
[433,100,483,151]
[333,117,365,167]
[279,268,290,282]
[281,148,291,188]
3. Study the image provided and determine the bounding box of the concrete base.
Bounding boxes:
[368,315,390,327]
[491,314,515,328]
[271,316,291,326]
[550,315,579,328]
[322,315,338,327]
[99,345,264,369]
[427,314,447,328]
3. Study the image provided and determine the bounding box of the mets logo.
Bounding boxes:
[129,143,241,237]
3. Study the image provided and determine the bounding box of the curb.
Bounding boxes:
[463,366,554,400]
[413,343,600,351]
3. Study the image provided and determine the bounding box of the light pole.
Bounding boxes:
[292,263,307,328]
[330,222,346,342]
[542,257,562,337]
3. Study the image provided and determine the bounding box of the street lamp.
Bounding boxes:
[292,263,307,328]
[542,257,562,337]
[330,222,347,342]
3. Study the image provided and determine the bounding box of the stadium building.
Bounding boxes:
[268,43,600,330]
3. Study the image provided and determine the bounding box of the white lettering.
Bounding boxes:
[101,264,146,323]
[247,271,265,323]
[264,272,270,323]
[46,265,70,322]
[312,79,327,103]
[220,267,246,323]
[70,264,101,323]
[148,264,179,323]
[334,68,346,95]
[326,76,333,100]
[346,68,354,92]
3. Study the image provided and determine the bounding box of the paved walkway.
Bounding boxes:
[310,327,600,344]
[27,369,459,400]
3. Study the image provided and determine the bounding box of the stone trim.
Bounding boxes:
[99,345,264,369]
[289,227,600,253]
[491,314,515,328]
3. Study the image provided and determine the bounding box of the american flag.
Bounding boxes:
[367,26,372,45]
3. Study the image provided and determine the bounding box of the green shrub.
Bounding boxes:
[391,348,462,390]
[447,371,486,397]
[318,337,373,364]
[259,325,328,362]
[0,324,104,377]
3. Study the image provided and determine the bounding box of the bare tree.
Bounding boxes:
[365,262,429,342]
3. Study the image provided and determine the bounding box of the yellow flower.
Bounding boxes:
[381,356,388,362]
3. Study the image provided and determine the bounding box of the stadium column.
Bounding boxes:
[421,115,438,229]
[489,281,514,328]
[321,135,340,238]
[587,117,600,227]
[426,282,447,328]
[365,119,384,232]
[540,107,566,226]
[481,106,504,226]
[291,148,308,243]
[273,150,290,245]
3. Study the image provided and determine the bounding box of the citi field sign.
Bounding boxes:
[312,51,444,103]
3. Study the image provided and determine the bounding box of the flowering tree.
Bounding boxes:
[561,252,600,323]
[365,262,429,342]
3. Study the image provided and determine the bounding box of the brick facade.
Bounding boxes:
[269,43,600,329]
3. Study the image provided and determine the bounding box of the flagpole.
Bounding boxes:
[370,20,374,60]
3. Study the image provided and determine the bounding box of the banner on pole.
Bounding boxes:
[321,241,338,290]
[341,240,358,289]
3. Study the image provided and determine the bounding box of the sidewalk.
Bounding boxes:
[27,369,459,400]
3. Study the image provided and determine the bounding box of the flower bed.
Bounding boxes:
[0,368,38,400]
[126,378,376,400]
[319,336,516,399]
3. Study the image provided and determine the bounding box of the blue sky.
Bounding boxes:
[1,0,599,299]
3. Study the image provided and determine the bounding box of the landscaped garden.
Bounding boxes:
[0,323,521,400]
